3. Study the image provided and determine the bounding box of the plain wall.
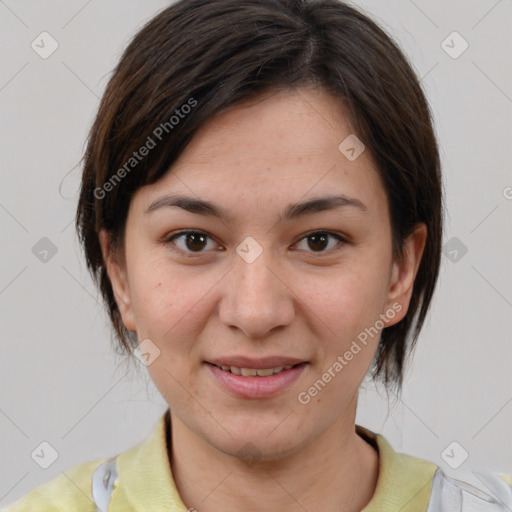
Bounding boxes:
[1,0,511,506]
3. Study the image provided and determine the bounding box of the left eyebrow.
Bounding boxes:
[144,193,367,222]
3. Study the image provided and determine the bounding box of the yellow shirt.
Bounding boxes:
[3,409,511,511]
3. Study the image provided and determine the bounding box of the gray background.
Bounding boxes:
[1,0,511,507]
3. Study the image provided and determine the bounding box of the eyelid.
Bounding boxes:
[163,229,348,257]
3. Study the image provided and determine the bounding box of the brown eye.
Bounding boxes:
[294,231,347,254]
[164,230,219,257]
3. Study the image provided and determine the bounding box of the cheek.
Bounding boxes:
[128,259,215,346]
[127,258,182,335]
[301,260,389,337]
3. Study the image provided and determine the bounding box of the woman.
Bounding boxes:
[4,0,511,511]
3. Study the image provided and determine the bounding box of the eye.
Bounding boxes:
[164,230,221,257]
[293,231,347,254]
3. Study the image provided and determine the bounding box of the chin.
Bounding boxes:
[208,412,311,458]
[219,432,306,465]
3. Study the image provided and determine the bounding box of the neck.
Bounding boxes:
[167,404,379,512]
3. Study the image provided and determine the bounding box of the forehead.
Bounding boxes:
[132,87,388,221]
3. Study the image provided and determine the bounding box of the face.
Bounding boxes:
[100,86,426,462]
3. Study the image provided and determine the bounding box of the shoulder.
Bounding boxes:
[385,445,512,511]
[2,411,171,512]
[1,457,111,512]
[426,468,512,511]
[359,426,512,512]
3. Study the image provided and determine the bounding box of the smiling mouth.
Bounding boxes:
[208,362,304,377]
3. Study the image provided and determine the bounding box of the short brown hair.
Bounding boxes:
[76,0,443,394]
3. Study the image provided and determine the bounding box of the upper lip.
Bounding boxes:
[206,356,307,369]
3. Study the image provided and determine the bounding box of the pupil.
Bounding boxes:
[186,233,206,251]
[309,233,327,251]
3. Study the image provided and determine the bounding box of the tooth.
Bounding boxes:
[256,368,275,377]
[240,368,258,376]
[223,365,296,376]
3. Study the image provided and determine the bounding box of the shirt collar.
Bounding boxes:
[356,424,437,511]
[115,409,187,511]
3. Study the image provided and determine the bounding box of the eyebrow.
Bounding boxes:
[144,193,367,221]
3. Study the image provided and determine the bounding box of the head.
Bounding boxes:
[76,0,442,459]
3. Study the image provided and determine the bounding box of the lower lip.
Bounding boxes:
[206,363,308,399]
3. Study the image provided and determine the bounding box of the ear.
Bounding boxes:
[383,223,427,327]
[98,229,137,332]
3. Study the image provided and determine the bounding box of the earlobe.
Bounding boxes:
[98,229,137,332]
[384,223,427,327]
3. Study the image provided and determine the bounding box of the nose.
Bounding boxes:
[218,243,295,339]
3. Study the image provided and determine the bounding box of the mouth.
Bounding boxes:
[204,358,309,399]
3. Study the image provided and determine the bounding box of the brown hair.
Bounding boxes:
[76,0,443,394]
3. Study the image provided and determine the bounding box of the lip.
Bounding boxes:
[206,356,306,369]
[205,361,308,399]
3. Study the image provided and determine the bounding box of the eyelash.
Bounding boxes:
[162,230,348,258]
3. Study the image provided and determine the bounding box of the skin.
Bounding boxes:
[99,86,427,512]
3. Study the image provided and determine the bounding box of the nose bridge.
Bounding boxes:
[236,243,277,296]
[220,236,293,336]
